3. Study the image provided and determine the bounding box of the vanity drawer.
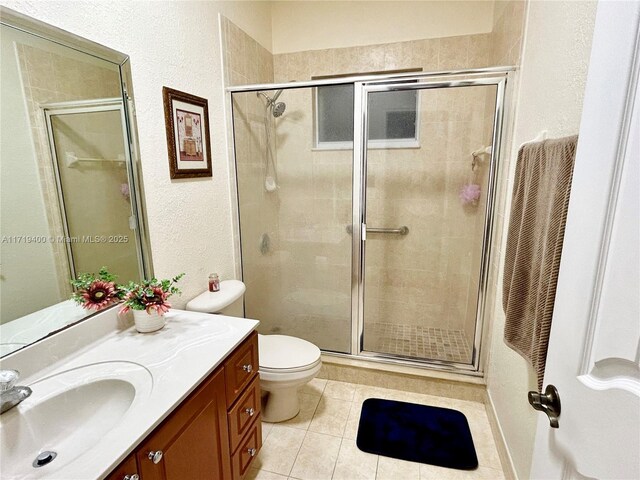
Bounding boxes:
[105,454,138,480]
[228,376,261,452]
[231,416,262,480]
[224,332,258,406]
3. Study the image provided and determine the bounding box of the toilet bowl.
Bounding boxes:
[259,334,321,422]
[186,281,322,423]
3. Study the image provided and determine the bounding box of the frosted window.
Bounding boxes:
[316,85,418,147]
[317,84,354,143]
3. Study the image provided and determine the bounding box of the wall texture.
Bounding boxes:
[0,0,274,309]
[484,1,597,478]
[270,0,496,54]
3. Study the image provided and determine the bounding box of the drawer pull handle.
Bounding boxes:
[148,450,163,464]
[247,447,257,457]
[245,407,255,417]
[242,364,253,373]
[124,475,139,480]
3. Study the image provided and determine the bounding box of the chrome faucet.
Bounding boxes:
[1,369,32,414]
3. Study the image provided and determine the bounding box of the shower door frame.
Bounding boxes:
[352,76,508,374]
[227,66,512,376]
[42,98,149,281]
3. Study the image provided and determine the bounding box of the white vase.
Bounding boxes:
[132,309,166,333]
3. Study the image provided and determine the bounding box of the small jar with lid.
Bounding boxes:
[208,273,220,292]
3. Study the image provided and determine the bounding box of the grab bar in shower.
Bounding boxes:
[345,225,409,235]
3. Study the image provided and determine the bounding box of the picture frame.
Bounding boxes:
[162,86,212,179]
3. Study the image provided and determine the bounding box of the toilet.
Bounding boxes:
[186,280,322,422]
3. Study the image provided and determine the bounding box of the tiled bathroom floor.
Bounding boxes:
[366,323,473,364]
[249,379,505,480]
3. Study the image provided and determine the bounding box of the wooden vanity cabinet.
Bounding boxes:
[135,367,231,479]
[105,454,139,480]
[106,332,261,480]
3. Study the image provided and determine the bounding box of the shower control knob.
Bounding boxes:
[242,364,253,373]
[245,407,255,417]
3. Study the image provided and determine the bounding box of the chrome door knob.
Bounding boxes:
[147,450,163,464]
[528,384,561,428]
[245,407,255,417]
[247,448,257,457]
[242,364,253,373]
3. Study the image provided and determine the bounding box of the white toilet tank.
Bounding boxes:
[185,280,246,317]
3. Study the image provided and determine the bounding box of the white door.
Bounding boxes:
[530,2,640,479]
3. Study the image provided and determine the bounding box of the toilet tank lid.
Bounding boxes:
[185,280,246,313]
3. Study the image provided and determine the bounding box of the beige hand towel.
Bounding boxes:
[503,135,578,391]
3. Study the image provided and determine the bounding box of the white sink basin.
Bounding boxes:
[0,361,152,479]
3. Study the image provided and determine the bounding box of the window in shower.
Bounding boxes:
[313,71,421,150]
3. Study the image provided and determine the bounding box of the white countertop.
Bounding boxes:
[0,300,88,357]
[0,308,259,479]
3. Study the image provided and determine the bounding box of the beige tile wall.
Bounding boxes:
[492,0,526,66]
[222,18,283,333]
[17,43,122,295]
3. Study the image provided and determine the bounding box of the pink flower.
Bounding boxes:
[143,286,171,315]
[80,281,118,310]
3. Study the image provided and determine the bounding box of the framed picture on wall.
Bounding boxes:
[162,86,212,179]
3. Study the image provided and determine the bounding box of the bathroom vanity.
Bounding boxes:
[0,309,261,480]
[107,331,261,480]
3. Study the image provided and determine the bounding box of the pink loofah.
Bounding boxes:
[459,183,481,205]
[120,183,130,200]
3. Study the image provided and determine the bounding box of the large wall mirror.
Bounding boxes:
[0,8,151,357]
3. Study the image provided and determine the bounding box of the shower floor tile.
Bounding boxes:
[248,382,505,480]
[365,323,473,364]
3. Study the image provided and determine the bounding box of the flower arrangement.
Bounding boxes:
[119,273,185,316]
[70,267,122,311]
[71,268,185,316]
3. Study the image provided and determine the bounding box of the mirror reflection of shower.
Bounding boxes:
[257,90,286,192]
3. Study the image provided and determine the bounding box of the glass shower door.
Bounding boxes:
[46,104,141,283]
[360,81,500,365]
[232,86,353,353]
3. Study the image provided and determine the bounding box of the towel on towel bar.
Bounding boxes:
[503,135,578,390]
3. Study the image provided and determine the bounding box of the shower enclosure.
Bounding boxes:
[43,98,145,283]
[230,68,509,373]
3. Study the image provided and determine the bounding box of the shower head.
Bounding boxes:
[272,101,286,117]
[258,90,286,117]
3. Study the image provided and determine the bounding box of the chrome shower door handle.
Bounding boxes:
[528,384,561,428]
[366,226,409,235]
[345,225,409,235]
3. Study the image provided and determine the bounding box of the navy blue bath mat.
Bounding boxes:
[356,398,478,470]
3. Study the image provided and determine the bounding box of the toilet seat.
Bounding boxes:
[259,334,321,373]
